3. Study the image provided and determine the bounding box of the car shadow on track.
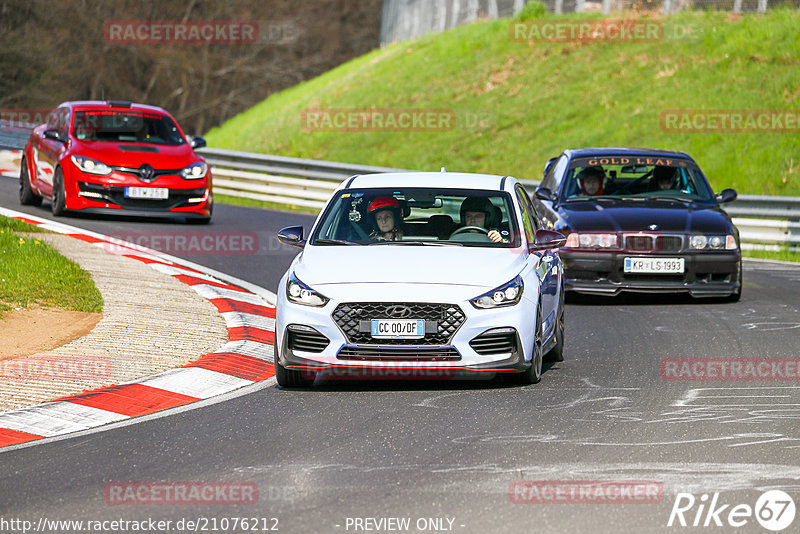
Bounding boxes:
[274,363,561,392]
[565,292,729,306]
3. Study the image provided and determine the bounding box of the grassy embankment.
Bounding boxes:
[0,216,103,315]
[207,6,800,259]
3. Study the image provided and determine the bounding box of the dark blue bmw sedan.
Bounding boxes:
[531,147,741,301]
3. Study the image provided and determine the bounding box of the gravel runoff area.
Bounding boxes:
[0,233,229,412]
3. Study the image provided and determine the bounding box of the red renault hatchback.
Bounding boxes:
[19,100,212,223]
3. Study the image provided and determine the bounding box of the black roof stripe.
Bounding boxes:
[499,176,508,190]
[344,175,360,189]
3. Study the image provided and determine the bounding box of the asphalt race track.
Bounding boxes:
[2,175,800,533]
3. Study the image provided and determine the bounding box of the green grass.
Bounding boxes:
[214,193,320,215]
[206,8,800,197]
[0,216,103,315]
[743,246,800,262]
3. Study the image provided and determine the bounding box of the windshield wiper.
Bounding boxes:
[314,238,359,246]
[564,195,628,203]
[648,196,694,204]
[368,240,463,246]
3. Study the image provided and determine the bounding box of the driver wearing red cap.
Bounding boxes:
[368,196,404,241]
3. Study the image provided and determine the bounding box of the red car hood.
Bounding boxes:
[71,140,201,169]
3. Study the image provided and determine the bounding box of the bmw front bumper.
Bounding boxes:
[561,250,741,297]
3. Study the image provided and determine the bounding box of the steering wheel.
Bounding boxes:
[450,226,489,237]
[614,169,654,195]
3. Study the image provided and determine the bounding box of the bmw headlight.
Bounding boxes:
[180,162,207,180]
[690,235,737,250]
[471,276,524,309]
[71,155,112,176]
[564,233,619,249]
[286,273,329,307]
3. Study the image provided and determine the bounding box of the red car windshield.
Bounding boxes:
[72,110,186,145]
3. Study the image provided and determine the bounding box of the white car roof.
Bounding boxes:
[341,172,516,192]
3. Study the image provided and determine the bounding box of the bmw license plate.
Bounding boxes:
[125,187,168,200]
[624,257,685,274]
[371,319,425,339]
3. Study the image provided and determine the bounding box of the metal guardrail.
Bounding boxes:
[0,128,796,249]
[198,148,800,250]
[0,120,34,151]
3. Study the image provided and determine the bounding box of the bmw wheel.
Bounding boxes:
[727,260,743,303]
[19,158,43,207]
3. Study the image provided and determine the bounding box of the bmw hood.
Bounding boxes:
[293,245,526,290]
[559,198,733,234]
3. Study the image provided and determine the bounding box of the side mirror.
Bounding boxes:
[191,136,207,149]
[529,229,566,251]
[44,129,66,143]
[542,157,557,178]
[715,188,737,203]
[534,187,556,202]
[277,225,305,248]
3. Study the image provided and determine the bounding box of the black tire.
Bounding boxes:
[545,288,565,363]
[518,303,544,384]
[275,356,315,388]
[727,261,743,302]
[51,167,66,216]
[19,158,43,207]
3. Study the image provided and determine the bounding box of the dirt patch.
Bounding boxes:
[0,307,102,360]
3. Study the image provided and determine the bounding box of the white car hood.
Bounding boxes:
[293,245,526,291]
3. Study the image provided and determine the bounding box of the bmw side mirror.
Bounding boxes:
[529,229,566,251]
[715,188,737,203]
[278,225,305,248]
[535,187,556,202]
[191,136,207,149]
[44,129,66,143]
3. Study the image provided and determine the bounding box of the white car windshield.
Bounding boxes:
[312,188,519,247]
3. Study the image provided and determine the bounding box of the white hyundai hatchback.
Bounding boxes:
[275,172,566,387]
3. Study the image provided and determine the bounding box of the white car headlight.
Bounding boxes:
[690,235,735,250]
[286,273,329,307]
[180,162,207,179]
[71,155,112,176]
[564,233,618,249]
[471,276,523,309]
[690,235,708,249]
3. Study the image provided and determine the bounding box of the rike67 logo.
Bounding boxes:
[668,490,796,531]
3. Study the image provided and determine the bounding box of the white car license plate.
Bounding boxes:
[371,319,425,339]
[125,187,168,200]
[624,257,685,274]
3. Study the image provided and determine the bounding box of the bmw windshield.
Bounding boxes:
[563,156,714,202]
[312,188,520,247]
